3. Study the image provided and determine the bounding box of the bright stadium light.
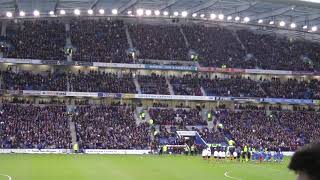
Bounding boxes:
[258,19,263,23]
[154,10,160,16]
[181,11,188,17]
[311,26,318,32]
[49,11,54,16]
[173,11,179,16]
[112,9,118,15]
[200,14,205,18]
[269,21,274,25]
[192,13,197,17]
[235,16,240,21]
[290,23,296,28]
[218,14,224,20]
[34,10,40,16]
[227,16,232,20]
[303,25,308,29]
[74,9,81,15]
[244,17,250,22]
[145,9,152,16]
[88,9,93,15]
[279,21,286,27]
[128,10,132,15]
[60,10,66,15]
[163,11,169,16]
[6,11,13,18]
[137,9,144,16]
[19,11,25,17]
[99,9,105,14]
[210,13,216,19]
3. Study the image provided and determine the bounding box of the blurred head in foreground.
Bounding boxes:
[288,143,320,180]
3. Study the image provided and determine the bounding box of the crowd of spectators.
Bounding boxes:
[70,20,130,63]
[2,69,320,99]
[170,74,202,96]
[155,126,186,145]
[276,111,320,144]
[260,77,320,99]
[3,20,320,72]
[183,25,246,68]
[0,104,71,149]
[196,127,226,144]
[237,29,320,71]
[6,20,66,60]
[200,76,265,97]
[138,73,170,94]
[2,70,67,91]
[215,109,320,151]
[129,24,188,60]
[148,107,207,126]
[69,71,137,93]
[74,105,150,149]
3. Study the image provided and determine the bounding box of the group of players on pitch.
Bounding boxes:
[201,145,284,163]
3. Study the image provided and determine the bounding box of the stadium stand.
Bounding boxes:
[69,71,137,93]
[3,19,320,72]
[70,20,130,63]
[74,105,150,149]
[2,69,320,99]
[170,74,202,96]
[183,25,246,68]
[0,104,71,149]
[148,107,207,126]
[137,73,170,95]
[215,109,320,151]
[2,70,68,91]
[237,29,320,71]
[7,20,66,60]
[129,24,188,60]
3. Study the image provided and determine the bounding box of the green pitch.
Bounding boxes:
[0,154,295,180]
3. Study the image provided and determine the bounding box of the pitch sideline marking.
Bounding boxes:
[224,171,242,180]
[0,173,12,180]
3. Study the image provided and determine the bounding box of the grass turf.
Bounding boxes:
[0,154,295,180]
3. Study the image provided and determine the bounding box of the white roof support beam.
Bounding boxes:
[159,0,178,11]
[90,0,100,10]
[224,2,257,16]
[54,0,60,13]
[293,13,320,23]
[251,5,296,21]
[188,0,219,14]
[119,0,138,14]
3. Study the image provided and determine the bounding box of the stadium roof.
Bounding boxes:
[0,0,319,27]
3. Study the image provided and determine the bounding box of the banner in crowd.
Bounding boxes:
[0,149,71,154]
[42,60,93,66]
[262,98,314,105]
[144,64,197,71]
[97,93,122,98]
[232,97,261,103]
[198,67,245,73]
[291,71,316,76]
[245,69,292,75]
[176,131,197,136]
[6,90,22,95]
[134,94,216,101]
[1,57,320,77]
[84,149,151,155]
[314,100,320,105]
[93,62,145,69]
[0,58,42,64]
[20,90,320,105]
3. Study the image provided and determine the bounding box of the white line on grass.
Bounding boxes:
[0,173,12,180]
[224,171,242,180]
